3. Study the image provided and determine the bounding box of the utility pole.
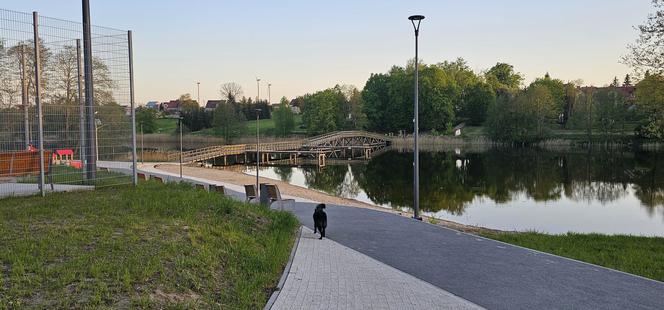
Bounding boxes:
[256,108,262,203]
[83,0,97,180]
[256,77,261,102]
[76,39,85,171]
[197,81,201,106]
[20,45,29,149]
[33,11,45,196]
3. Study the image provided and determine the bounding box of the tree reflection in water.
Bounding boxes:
[295,148,664,217]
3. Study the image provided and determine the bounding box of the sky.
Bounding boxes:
[0,0,656,105]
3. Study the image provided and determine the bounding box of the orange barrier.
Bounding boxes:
[0,151,52,177]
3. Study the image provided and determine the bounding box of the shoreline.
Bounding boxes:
[152,164,501,234]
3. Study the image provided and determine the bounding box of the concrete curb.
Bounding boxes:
[263,226,302,310]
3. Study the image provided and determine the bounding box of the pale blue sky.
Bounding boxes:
[1,0,654,104]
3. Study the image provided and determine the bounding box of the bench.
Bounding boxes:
[244,184,257,202]
[263,184,294,207]
[209,184,225,194]
[0,150,54,190]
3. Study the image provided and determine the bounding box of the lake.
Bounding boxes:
[246,148,664,236]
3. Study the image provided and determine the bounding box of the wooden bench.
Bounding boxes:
[209,184,225,194]
[0,150,54,190]
[244,184,257,202]
[264,184,294,206]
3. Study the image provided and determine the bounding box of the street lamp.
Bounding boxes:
[268,83,272,104]
[409,14,424,221]
[256,77,261,102]
[178,115,183,180]
[255,108,262,203]
[197,81,201,106]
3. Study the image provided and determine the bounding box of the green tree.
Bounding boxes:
[591,88,629,139]
[623,0,664,76]
[181,107,212,132]
[623,74,633,87]
[178,93,199,110]
[611,76,620,87]
[347,87,367,130]
[302,87,346,134]
[486,85,555,143]
[361,62,457,133]
[213,101,245,144]
[635,74,664,138]
[528,73,566,121]
[136,107,157,133]
[459,82,495,125]
[273,97,295,137]
[485,63,523,94]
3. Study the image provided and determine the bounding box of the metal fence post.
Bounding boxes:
[76,39,86,178]
[128,30,138,186]
[33,11,45,196]
[82,0,96,180]
[21,45,30,150]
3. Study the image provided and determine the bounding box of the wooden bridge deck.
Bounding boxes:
[170,131,391,164]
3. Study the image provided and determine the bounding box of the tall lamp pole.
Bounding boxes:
[197,82,201,106]
[256,108,262,203]
[268,83,272,104]
[409,14,424,221]
[179,116,183,180]
[256,77,261,102]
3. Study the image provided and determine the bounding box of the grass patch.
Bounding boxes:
[480,231,664,282]
[18,165,130,187]
[191,115,304,137]
[0,182,299,308]
[154,118,179,134]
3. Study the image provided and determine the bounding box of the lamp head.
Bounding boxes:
[408,15,425,21]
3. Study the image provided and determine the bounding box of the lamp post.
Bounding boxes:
[197,81,201,106]
[256,108,262,203]
[268,83,272,104]
[256,77,261,102]
[179,115,183,180]
[409,14,424,221]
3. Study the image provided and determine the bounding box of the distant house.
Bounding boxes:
[290,106,301,114]
[160,100,182,114]
[204,99,225,112]
[580,86,636,103]
[145,101,159,109]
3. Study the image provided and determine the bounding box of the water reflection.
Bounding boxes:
[252,148,664,235]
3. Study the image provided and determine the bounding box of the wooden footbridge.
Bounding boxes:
[169,131,391,167]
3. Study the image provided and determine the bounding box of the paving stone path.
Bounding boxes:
[278,202,664,310]
[270,227,483,310]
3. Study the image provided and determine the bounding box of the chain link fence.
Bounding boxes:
[0,9,136,197]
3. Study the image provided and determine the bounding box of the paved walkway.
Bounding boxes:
[278,202,664,310]
[0,183,93,198]
[271,226,483,310]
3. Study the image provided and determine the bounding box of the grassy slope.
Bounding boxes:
[154,118,179,134]
[19,165,130,187]
[480,232,664,282]
[0,182,299,308]
[191,115,304,137]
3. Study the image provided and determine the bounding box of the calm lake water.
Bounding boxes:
[246,149,664,236]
